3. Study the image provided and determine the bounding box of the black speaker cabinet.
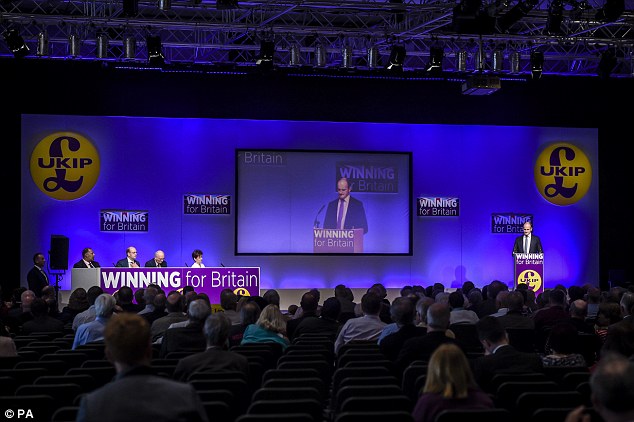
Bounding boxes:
[50,234,69,270]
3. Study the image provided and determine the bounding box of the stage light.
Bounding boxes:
[510,50,521,73]
[457,49,468,72]
[341,45,353,69]
[68,34,81,58]
[598,48,617,79]
[2,28,29,58]
[123,0,138,17]
[386,44,406,71]
[36,32,49,57]
[289,43,301,66]
[497,0,538,32]
[426,46,444,72]
[158,0,171,11]
[492,48,504,71]
[146,35,165,66]
[314,43,327,67]
[546,0,564,35]
[124,36,136,60]
[256,40,275,68]
[96,33,109,59]
[367,46,379,69]
[530,50,544,79]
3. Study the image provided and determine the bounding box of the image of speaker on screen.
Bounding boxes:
[323,177,368,234]
[512,221,544,255]
[72,248,101,268]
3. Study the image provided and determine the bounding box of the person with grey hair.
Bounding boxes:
[395,303,459,373]
[159,298,210,358]
[228,301,261,347]
[172,313,249,382]
[72,293,116,349]
[380,297,426,361]
[565,352,634,422]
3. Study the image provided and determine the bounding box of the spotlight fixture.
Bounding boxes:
[546,0,564,35]
[2,28,29,58]
[597,48,617,79]
[158,0,171,11]
[146,35,165,66]
[456,49,468,72]
[341,45,353,69]
[314,43,327,67]
[595,0,624,22]
[256,40,275,68]
[497,0,539,33]
[530,50,544,79]
[289,43,301,66]
[386,44,406,71]
[426,46,444,72]
[124,36,136,60]
[510,50,521,73]
[36,32,49,57]
[68,34,81,58]
[367,46,379,69]
[492,48,504,71]
[96,33,109,59]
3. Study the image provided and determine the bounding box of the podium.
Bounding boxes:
[513,253,544,295]
[313,228,364,253]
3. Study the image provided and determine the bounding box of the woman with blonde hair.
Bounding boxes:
[412,343,493,422]
[240,304,290,350]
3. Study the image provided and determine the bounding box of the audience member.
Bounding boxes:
[294,296,342,341]
[395,303,458,373]
[72,286,104,332]
[73,293,116,349]
[565,352,634,422]
[59,287,89,325]
[335,292,386,354]
[287,291,319,342]
[27,252,49,297]
[541,322,586,367]
[0,324,17,357]
[76,313,208,422]
[72,248,101,268]
[568,299,596,334]
[137,285,159,316]
[380,296,426,362]
[173,312,249,382]
[21,298,65,335]
[448,291,479,324]
[40,285,60,317]
[228,301,261,348]
[489,290,510,317]
[585,287,601,322]
[220,289,241,325]
[151,291,187,342]
[334,284,357,325]
[498,290,534,330]
[466,288,483,315]
[115,246,141,268]
[241,304,290,350]
[477,280,508,318]
[471,315,543,393]
[142,293,167,325]
[595,302,622,344]
[134,288,146,309]
[144,250,167,267]
[262,289,281,308]
[412,343,494,422]
[159,298,210,358]
[7,289,36,333]
[116,286,143,313]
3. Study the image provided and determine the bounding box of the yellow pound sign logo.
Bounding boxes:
[234,288,250,297]
[517,270,542,292]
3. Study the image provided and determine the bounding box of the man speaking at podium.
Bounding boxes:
[513,221,543,254]
[324,177,368,234]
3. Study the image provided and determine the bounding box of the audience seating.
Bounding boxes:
[15,383,83,407]
[247,398,324,421]
[0,367,49,386]
[0,376,16,395]
[261,377,327,401]
[334,384,405,414]
[495,381,560,411]
[434,408,513,422]
[51,406,80,422]
[252,386,322,403]
[489,372,549,392]
[331,366,392,398]
[334,410,414,422]
[261,367,322,385]
[542,366,589,385]
[81,359,114,368]
[34,374,98,393]
[561,371,592,390]
[40,352,89,368]
[14,359,67,375]
[505,328,537,353]
[65,366,116,387]
[515,391,585,421]
[448,323,483,353]
[0,394,55,421]
[277,360,332,385]
[190,377,250,416]
[202,400,232,422]
[338,395,412,413]
[235,413,315,422]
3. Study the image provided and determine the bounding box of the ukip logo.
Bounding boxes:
[30,132,101,201]
[534,142,592,206]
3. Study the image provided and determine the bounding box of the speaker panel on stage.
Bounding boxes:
[50,234,69,270]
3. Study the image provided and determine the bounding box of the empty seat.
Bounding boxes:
[261,377,327,401]
[0,394,55,421]
[495,381,560,410]
[65,366,116,388]
[252,386,322,403]
[34,374,98,393]
[334,410,414,422]
[202,400,232,422]
[16,383,83,407]
[434,408,513,422]
[235,413,314,422]
[51,406,80,422]
[247,398,323,422]
[516,391,585,420]
[334,384,405,413]
[14,359,67,375]
[338,395,412,413]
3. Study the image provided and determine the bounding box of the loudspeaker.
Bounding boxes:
[49,234,69,270]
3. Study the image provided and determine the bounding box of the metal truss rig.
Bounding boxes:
[1,0,633,77]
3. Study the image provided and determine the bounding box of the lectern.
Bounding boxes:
[513,253,544,295]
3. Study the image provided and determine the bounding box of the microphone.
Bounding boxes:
[220,262,226,267]
[184,262,189,267]
[112,262,116,267]
[313,204,326,228]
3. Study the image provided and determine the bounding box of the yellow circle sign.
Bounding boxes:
[234,288,250,297]
[30,132,100,201]
[534,142,592,206]
[517,270,542,292]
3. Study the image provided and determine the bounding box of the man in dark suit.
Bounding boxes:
[324,177,368,234]
[27,252,49,297]
[76,313,208,422]
[512,221,544,254]
[144,250,167,267]
[471,315,543,393]
[172,312,249,382]
[72,248,101,268]
[159,299,210,358]
[286,291,319,342]
[115,246,141,268]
